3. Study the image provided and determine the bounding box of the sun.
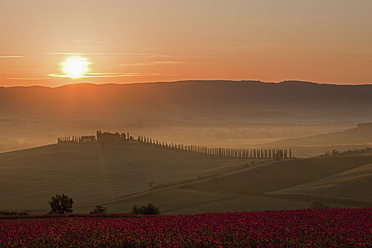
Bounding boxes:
[61,56,90,78]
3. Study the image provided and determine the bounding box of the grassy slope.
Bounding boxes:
[269,162,372,201]
[2,144,372,214]
[101,154,372,214]
[0,143,255,213]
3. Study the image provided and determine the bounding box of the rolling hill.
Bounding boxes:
[2,80,372,154]
[0,143,259,213]
[1,142,372,214]
[266,123,372,157]
[269,162,372,202]
[269,123,372,146]
[1,80,372,122]
[100,152,372,214]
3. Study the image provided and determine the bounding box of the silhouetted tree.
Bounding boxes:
[131,203,160,215]
[90,205,107,214]
[49,194,74,214]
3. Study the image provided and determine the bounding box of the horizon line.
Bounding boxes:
[1,79,372,89]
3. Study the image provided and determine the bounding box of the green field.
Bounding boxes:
[0,143,261,213]
[1,143,372,214]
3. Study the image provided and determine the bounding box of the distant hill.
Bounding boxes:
[1,80,372,122]
[269,123,372,146]
[265,123,372,157]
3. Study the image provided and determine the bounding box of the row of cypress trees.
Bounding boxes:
[57,134,292,159]
[138,136,291,159]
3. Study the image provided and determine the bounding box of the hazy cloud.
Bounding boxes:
[74,40,109,44]
[206,42,296,51]
[0,56,25,59]
[119,61,187,67]
[49,72,159,78]
[48,52,159,56]
[6,77,51,81]
[146,54,172,58]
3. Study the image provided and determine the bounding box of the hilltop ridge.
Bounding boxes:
[1,80,372,122]
[269,122,372,146]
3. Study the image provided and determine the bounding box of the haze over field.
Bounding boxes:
[1,80,372,155]
[1,79,372,212]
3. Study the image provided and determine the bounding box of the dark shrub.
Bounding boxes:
[0,210,27,216]
[90,205,107,214]
[132,203,160,215]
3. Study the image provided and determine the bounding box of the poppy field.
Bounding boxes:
[0,209,371,247]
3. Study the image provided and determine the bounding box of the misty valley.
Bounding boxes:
[1,81,371,247]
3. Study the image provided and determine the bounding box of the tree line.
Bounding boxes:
[58,131,292,159]
[138,136,292,159]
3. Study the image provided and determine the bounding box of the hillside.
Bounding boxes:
[1,143,372,214]
[269,123,372,146]
[2,80,371,154]
[269,162,372,202]
[97,152,372,214]
[266,123,372,157]
[1,81,372,122]
[0,143,258,213]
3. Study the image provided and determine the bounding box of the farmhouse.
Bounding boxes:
[96,130,127,143]
[79,135,96,143]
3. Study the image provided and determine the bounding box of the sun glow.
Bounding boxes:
[61,56,90,78]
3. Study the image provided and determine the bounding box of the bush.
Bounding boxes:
[131,203,160,215]
[49,194,74,214]
[310,201,330,209]
[90,205,107,214]
[0,210,28,216]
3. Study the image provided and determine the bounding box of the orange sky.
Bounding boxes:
[1,0,372,86]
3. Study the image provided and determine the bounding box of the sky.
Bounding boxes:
[1,0,372,86]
